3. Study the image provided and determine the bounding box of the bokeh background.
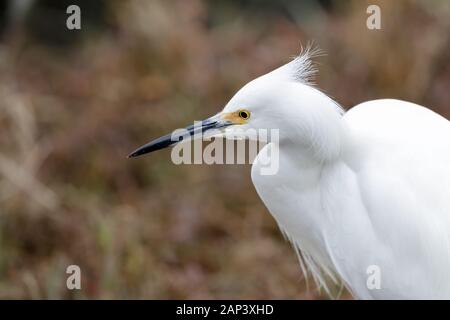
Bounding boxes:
[0,0,449,299]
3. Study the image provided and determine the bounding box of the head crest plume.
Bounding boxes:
[289,43,324,85]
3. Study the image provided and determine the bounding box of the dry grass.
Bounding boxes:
[0,0,448,299]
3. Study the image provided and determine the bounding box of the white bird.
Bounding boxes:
[128,47,450,299]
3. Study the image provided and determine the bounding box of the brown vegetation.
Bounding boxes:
[0,0,448,299]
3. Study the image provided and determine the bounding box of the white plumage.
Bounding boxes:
[130,48,450,299]
[252,98,450,299]
[225,48,450,299]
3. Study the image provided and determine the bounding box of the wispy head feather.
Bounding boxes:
[289,43,324,85]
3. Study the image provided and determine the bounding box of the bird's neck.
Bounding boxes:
[281,86,347,164]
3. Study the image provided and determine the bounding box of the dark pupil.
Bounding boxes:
[240,111,248,119]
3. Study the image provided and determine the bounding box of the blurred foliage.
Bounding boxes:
[0,0,449,299]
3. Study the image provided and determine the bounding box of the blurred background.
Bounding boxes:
[0,0,449,299]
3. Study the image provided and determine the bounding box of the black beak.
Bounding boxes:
[128,115,231,158]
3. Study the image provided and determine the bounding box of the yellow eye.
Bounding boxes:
[238,110,250,120]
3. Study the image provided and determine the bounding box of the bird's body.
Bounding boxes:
[252,99,450,299]
[129,48,450,299]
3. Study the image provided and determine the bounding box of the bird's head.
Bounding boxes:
[128,46,342,159]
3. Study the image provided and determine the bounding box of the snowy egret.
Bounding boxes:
[128,47,450,299]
